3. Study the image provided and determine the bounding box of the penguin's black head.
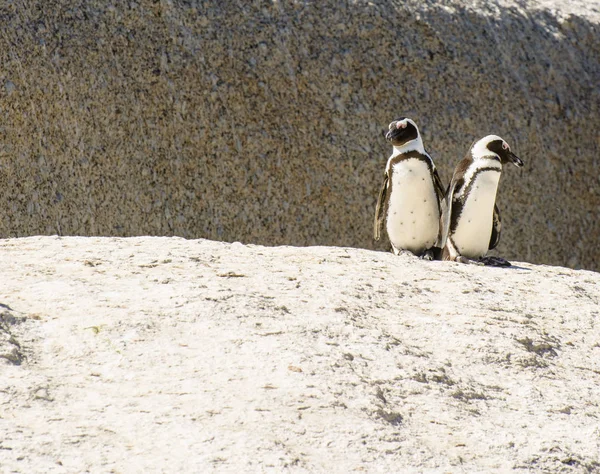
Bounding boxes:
[474,135,524,167]
[385,117,420,147]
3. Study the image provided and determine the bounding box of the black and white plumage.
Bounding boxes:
[373,117,445,260]
[440,135,524,266]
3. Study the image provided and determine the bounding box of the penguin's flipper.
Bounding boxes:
[489,204,502,250]
[432,167,446,209]
[439,180,455,251]
[373,172,389,241]
[432,167,447,248]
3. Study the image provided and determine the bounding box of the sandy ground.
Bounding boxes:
[1,236,599,473]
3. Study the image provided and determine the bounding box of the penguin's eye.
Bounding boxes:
[502,142,509,150]
[397,121,407,129]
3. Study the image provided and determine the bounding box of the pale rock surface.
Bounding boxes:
[1,236,599,473]
[1,1,600,271]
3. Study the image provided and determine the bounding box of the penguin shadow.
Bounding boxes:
[502,263,531,271]
[480,257,531,271]
[442,258,531,272]
[430,248,530,271]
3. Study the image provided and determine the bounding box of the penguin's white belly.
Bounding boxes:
[385,159,439,255]
[452,171,501,258]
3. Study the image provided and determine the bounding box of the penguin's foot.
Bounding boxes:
[391,247,416,258]
[421,246,443,261]
[478,256,512,267]
[419,249,435,261]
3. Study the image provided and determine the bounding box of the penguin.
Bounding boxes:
[373,117,446,260]
[439,135,524,266]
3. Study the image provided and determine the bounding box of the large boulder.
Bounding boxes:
[1,236,599,471]
[0,1,598,269]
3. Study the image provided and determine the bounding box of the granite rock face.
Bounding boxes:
[0,1,598,270]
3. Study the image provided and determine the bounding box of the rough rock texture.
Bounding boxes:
[0,309,26,366]
[1,236,599,472]
[0,1,599,270]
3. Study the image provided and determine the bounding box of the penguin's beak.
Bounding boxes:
[385,125,404,142]
[508,151,524,167]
